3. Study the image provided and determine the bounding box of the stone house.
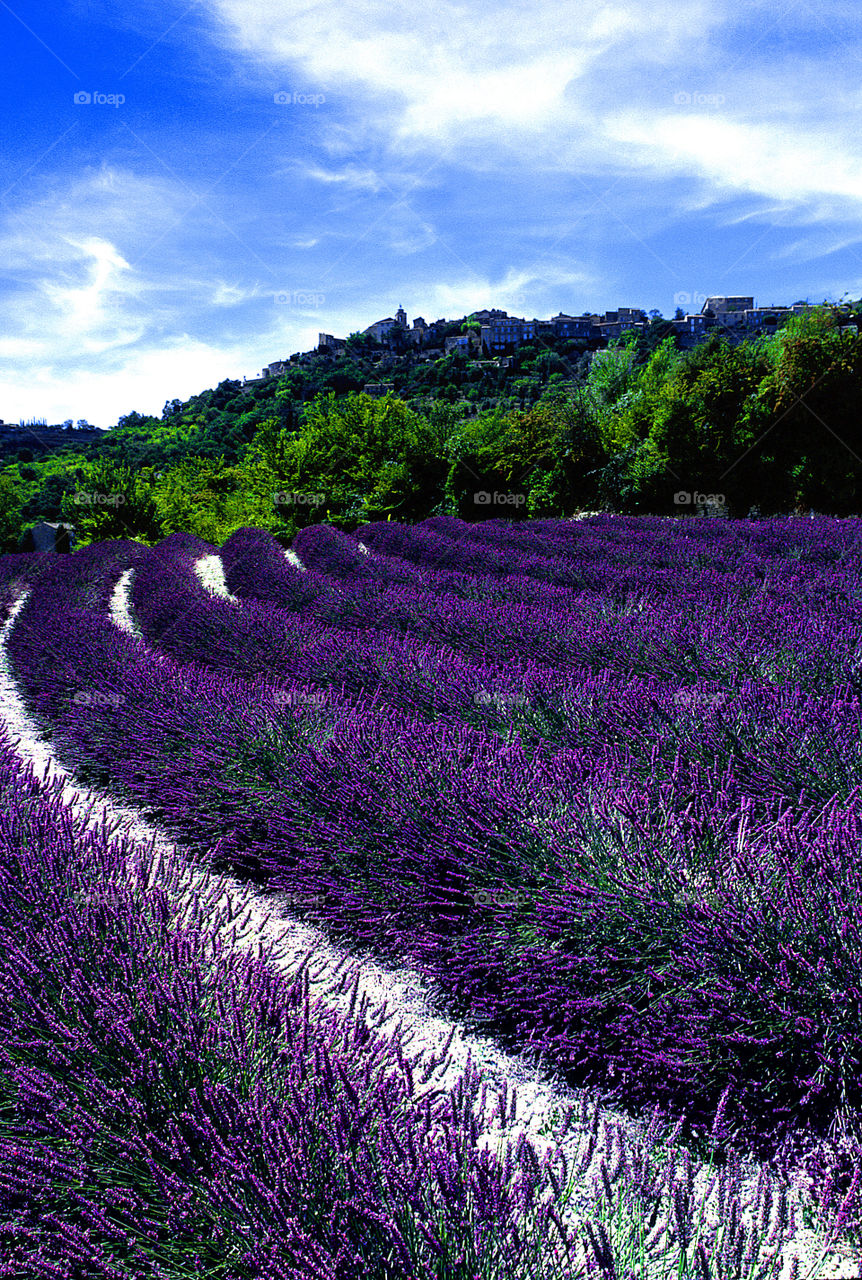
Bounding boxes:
[21,521,75,553]
[444,333,481,355]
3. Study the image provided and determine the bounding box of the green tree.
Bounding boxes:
[61,458,162,545]
[443,405,513,518]
[0,474,24,551]
[262,391,449,528]
[738,306,862,513]
[635,334,776,513]
[151,455,276,543]
[581,334,642,453]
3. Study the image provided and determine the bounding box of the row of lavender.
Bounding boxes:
[0,713,604,1280]
[4,520,862,1236]
[117,526,862,820]
[0,585,810,1277]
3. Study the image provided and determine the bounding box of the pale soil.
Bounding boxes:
[194,553,239,601]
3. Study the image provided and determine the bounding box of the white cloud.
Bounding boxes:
[0,167,299,426]
[209,281,260,307]
[605,112,862,210]
[209,0,718,147]
[0,167,197,355]
[394,51,587,143]
[0,340,257,428]
[208,0,862,222]
[291,162,387,193]
[379,205,437,255]
[40,237,142,351]
[324,263,599,334]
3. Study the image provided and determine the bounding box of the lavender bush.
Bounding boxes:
[0,711,812,1277]
[0,730,591,1278]
[4,515,862,1271]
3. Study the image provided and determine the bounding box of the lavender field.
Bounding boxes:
[1,514,862,1279]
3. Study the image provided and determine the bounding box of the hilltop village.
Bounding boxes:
[242,294,829,388]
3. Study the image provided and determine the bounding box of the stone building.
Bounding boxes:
[21,521,75,553]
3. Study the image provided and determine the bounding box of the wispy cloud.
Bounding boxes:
[290,162,388,194]
[605,113,862,211]
[209,0,862,216]
[209,0,719,151]
[0,166,296,423]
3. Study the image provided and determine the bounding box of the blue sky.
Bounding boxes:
[2,0,862,427]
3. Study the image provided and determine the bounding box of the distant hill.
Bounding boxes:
[0,423,106,462]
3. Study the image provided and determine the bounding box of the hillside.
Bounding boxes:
[2,303,862,552]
